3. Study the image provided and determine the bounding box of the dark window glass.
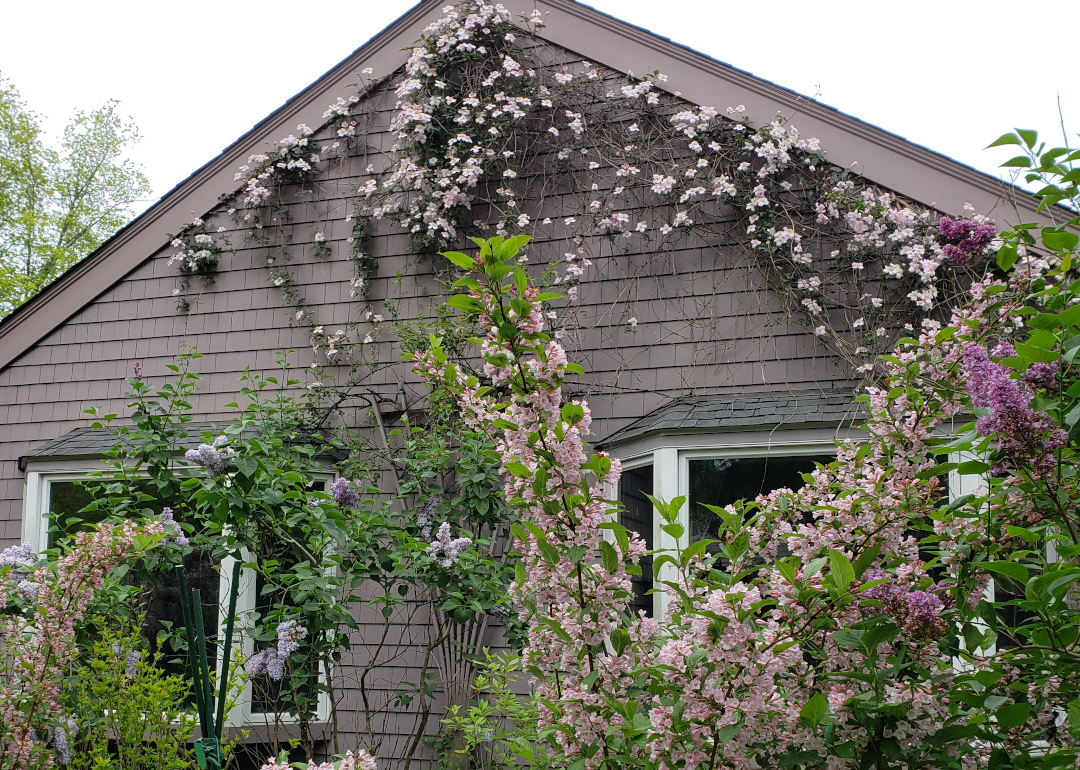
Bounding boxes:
[688,455,833,542]
[47,479,220,682]
[619,464,654,618]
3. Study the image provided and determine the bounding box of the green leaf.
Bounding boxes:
[779,751,825,769]
[609,628,630,655]
[599,540,620,573]
[829,549,855,591]
[233,457,258,478]
[983,561,1029,583]
[504,462,531,478]
[716,722,741,745]
[680,538,710,568]
[661,522,685,539]
[1043,229,1080,252]
[499,234,531,260]
[538,541,561,565]
[852,540,882,578]
[798,693,829,728]
[996,243,1018,272]
[1004,526,1041,544]
[957,459,991,474]
[446,294,484,314]
[441,250,476,270]
[995,701,1031,729]
[987,132,1023,148]
[1000,156,1033,168]
[832,629,864,649]
[1017,129,1039,149]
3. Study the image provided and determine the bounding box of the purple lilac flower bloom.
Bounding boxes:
[416,495,441,538]
[184,436,234,476]
[0,542,36,569]
[276,620,307,657]
[990,341,1017,359]
[15,579,39,602]
[902,590,947,640]
[160,507,190,547]
[246,621,307,681]
[246,648,274,678]
[429,522,472,568]
[329,478,360,507]
[862,571,948,640]
[939,215,996,266]
[1044,429,1069,451]
[111,642,142,677]
[49,716,77,765]
[861,570,902,604]
[265,653,286,681]
[1023,361,1059,391]
[962,343,1052,461]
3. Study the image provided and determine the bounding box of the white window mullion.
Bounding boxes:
[653,447,681,618]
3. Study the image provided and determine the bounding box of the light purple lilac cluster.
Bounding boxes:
[0,542,39,604]
[962,343,1065,468]
[160,507,190,547]
[48,716,77,765]
[247,620,307,681]
[938,215,996,266]
[329,477,360,508]
[0,542,35,569]
[111,641,142,677]
[184,436,234,476]
[429,522,472,568]
[862,570,949,641]
[416,495,441,538]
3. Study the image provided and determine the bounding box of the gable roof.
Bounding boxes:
[0,0,1053,374]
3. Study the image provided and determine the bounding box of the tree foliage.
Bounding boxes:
[0,73,151,316]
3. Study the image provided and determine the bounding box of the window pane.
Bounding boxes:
[47,480,108,546]
[46,479,220,682]
[619,464,653,618]
[688,455,832,542]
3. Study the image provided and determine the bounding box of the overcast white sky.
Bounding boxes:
[3,0,1076,212]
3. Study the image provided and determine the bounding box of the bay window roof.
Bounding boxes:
[597,389,866,449]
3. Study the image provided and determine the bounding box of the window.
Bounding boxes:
[22,467,330,726]
[618,461,654,617]
[37,476,220,686]
[612,439,837,618]
[687,454,833,544]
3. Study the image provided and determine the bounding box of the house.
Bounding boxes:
[0,0,1051,764]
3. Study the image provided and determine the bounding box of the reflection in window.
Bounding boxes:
[688,455,832,542]
[47,479,220,683]
[619,464,654,618]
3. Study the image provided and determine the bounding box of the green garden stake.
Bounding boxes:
[177,560,242,770]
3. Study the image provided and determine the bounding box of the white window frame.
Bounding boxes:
[611,429,847,618]
[22,464,332,727]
